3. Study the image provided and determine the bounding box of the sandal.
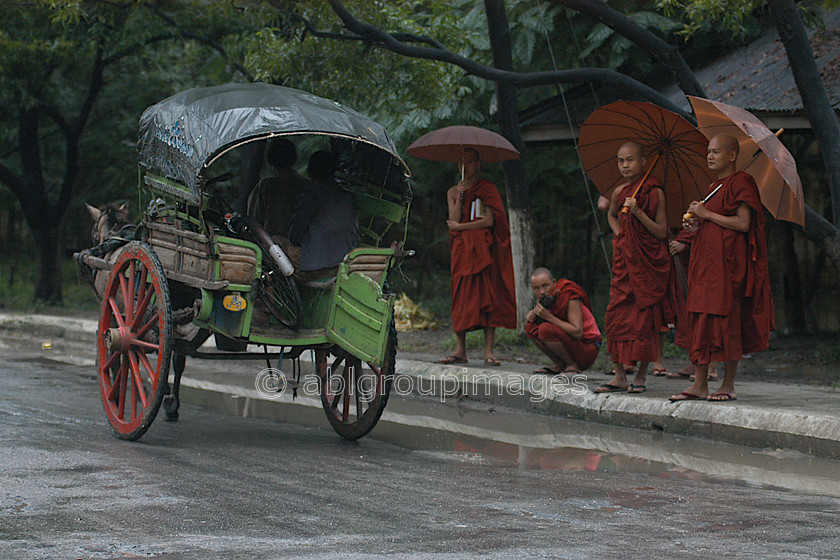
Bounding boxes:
[627,383,647,393]
[484,357,501,367]
[594,383,627,393]
[652,368,670,377]
[436,355,467,365]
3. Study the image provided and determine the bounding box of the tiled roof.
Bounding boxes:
[520,8,840,132]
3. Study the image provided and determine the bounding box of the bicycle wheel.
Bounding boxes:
[258,249,302,329]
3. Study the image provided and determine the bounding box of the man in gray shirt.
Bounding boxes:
[288,150,359,279]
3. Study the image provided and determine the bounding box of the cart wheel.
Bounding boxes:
[96,242,172,441]
[258,257,302,330]
[317,330,395,440]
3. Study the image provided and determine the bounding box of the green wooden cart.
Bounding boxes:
[76,83,413,442]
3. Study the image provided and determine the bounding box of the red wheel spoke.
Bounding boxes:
[135,348,159,387]
[118,272,129,319]
[107,297,126,329]
[126,260,136,322]
[132,339,160,352]
[101,350,120,374]
[136,265,148,318]
[128,350,149,409]
[342,365,351,422]
[135,313,159,340]
[116,358,128,420]
[131,277,155,329]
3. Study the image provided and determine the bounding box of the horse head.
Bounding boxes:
[86,201,130,245]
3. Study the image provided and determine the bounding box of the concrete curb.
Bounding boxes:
[3,312,839,458]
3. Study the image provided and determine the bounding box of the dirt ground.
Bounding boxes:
[397,318,840,387]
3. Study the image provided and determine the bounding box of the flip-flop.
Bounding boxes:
[533,366,562,374]
[665,371,692,379]
[707,391,736,402]
[669,391,704,402]
[627,383,647,393]
[652,368,670,377]
[594,383,627,393]
[484,357,501,367]
[436,355,467,365]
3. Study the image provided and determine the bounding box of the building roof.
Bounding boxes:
[521,8,840,143]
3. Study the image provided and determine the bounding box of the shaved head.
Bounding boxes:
[711,134,740,157]
[618,141,644,159]
[531,267,554,280]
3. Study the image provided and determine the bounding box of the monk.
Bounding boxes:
[526,267,602,374]
[596,141,670,394]
[669,134,774,402]
[437,147,517,366]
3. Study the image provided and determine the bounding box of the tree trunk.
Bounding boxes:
[768,0,840,226]
[802,205,840,272]
[32,226,63,304]
[780,221,807,333]
[485,0,535,331]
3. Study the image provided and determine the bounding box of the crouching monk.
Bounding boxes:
[526,267,602,375]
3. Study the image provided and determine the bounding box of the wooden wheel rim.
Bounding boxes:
[96,242,172,438]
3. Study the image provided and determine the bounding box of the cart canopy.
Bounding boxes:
[137,82,409,200]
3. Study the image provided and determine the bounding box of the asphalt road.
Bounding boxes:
[2,339,840,559]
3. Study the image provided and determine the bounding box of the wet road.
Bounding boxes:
[2,339,840,559]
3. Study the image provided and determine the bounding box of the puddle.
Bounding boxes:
[181,382,840,499]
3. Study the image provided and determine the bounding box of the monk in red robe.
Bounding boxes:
[670,134,774,402]
[437,147,516,366]
[526,267,602,374]
[596,141,670,394]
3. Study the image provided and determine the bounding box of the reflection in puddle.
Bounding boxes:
[370,399,840,498]
[181,381,840,499]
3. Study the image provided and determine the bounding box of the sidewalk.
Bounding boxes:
[2,311,839,458]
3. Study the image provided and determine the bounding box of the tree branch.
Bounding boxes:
[325,0,690,118]
[548,0,706,98]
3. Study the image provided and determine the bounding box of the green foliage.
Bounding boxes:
[657,0,765,38]
[815,342,840,365]
[0,255,98,313]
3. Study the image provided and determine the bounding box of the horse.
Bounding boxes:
[84,201,132,300]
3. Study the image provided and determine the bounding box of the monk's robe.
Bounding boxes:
[670,228,695,350]
[449,179,516,332]
[605,176,671,364]
[686,171,774,364]
[526,278,602,370]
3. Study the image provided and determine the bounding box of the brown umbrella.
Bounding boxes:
[688,96,805,226]
[407,125,519,164]
[578,100,716,228]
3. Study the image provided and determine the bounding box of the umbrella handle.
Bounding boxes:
[620,153,661,214]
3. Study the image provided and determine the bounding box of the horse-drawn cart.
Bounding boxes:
[76,83,412,441]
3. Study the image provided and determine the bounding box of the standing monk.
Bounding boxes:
[670,134,774,402]
[596,142,670,394]
[437,148,516,366]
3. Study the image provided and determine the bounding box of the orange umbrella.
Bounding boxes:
[688,96,805,226]
[406,125,519,163]
[578,100,715,228]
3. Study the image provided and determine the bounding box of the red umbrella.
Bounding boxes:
[407,125,519,163]
[578,100,716,228]
[688,96,805,226]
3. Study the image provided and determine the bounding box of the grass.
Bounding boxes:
[0,255,99,315]
[816,342,840,365]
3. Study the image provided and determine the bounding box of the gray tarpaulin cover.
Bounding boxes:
[137,82,407,197]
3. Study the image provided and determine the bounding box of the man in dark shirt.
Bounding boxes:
[288,150,359,279]
[247,138,311,239]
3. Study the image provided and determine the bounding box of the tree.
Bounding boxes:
[0,2,260,302]
[316,0,840,276]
